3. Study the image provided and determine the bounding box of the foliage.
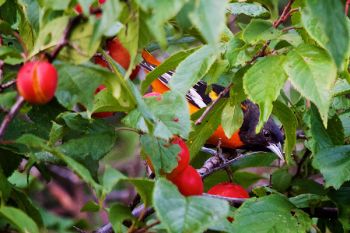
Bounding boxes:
[0,0,350,232]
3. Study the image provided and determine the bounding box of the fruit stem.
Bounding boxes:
[0,95,25,141]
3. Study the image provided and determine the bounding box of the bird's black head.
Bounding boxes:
[239,100,285,162]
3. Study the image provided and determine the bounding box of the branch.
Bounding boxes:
[281,26,302,33]
[93,205,154,233]
[246,0,297,65]
[0,96,25,141]
[198,152,248,179]
[273,0,296,28]
[0,80,16,93]
[195,83,232,125]
[246,41,270,65]
[47,15,84,62]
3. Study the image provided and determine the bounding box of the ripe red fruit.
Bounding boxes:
[207,182,249,198]
[145,136,190,178]
[94,56,109,68]
[106,38,139,80]
[166,137,190,178]
[17,61,57,104]
[208,182,249,222]
[169,165,203,196]
[92,85,113,118]
[75,0,105,15]
[74,4,83,14]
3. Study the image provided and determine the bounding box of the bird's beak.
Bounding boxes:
[267,142,284,163]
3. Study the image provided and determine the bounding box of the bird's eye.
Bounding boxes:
[263,129,271,138]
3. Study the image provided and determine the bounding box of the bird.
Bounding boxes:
[140,50,284,162]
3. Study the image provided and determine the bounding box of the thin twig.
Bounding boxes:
[0,80,16,93]
[94,206,154,233]
[246,41,270,65]
[47,15,84,62]
[292,149,311,180]
[273,0,296,28]
[246,0,297,65]
[195,83,232,125]
[0,96,25,141]
[134,220,161,233]
[282,26,303,33]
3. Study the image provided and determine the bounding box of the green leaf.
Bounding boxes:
[140,135,180,175]
[313,145,350,189]
[56,112,117,176]
[0,46,23,65]
[227,2,269,18]
[153,178,229,233]
[101,167,126,194]
[221,102,243,138]
[0,168,12,201]
[333,79,350,97]
[189,0,227,44]
[0,149,22,177]
[225,38,254,67]
[81,200,100,212]
[116,0,139,77]
[31,16,100,64]
[289,193,326,209]
[90,0,122,46]
[328,182,350,230]
[232,195,312,233]
[231,152,277,171]
[55,63,103,111]
[124,91,191,139]
[56,62,134,113]
[243,19,281,44]
[0,206,39,233]
[233,171,263,189]
[169,45,219,94]
[48,122,64,146]
[188,99,227,158]
[307,105,334,154]
[30,16,69,56]
[141,48,197,94]
[272,101,297,164]
[243,55,287,132]
[109,203,135,233]
[271,168,293,192]
[42,0,70,10]
[11,188,44,227]
[137,0,188,48]
[301,0,350,69]
[0,102,64,152]
[16,134,102,194]
[284,44,337,127]
[127,178,154,207]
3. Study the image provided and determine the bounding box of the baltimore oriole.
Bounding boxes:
[141,50,284,161]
